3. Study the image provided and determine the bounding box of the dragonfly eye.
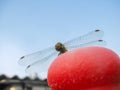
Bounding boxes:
[55,42,63,51]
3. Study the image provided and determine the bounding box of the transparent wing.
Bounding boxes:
[64,30,104,47]
[67,40,106,51]
[18,29,106,80]
[25,51,58,80]
[18,46,58,79]
[18,46,56,67]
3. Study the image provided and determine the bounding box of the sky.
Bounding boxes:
[0,0,120,78]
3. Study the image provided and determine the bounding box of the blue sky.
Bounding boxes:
[0,0,120,78]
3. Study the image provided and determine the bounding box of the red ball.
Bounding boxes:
[48,46,120,90]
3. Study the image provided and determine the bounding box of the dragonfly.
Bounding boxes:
[18,30,106,80]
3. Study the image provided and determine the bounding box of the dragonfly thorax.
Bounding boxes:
[55,42,68,55]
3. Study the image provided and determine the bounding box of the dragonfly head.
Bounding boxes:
[55,42,68,55]
[55,42,64,51]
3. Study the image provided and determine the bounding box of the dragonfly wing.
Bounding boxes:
[64,30,104,47]
[18,46,55,67]
[18,30,105,79]
[25,51,58,79]
[67,40,107,51]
